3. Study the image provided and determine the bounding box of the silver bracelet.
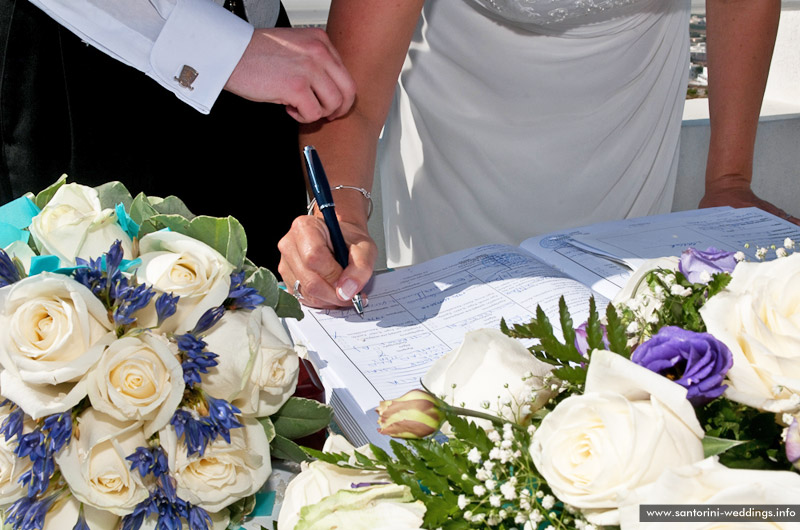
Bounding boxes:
[307,185,373,219]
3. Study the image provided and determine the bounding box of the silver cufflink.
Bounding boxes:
[174,65,198,90]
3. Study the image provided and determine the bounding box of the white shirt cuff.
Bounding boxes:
[150,0,254,114]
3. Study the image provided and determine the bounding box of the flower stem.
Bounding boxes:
[445,405,526,433]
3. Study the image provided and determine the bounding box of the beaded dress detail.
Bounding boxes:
[468,0,643,25]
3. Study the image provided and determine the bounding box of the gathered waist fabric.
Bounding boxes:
[378,0,691,267]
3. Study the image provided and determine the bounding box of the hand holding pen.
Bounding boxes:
[275,147,377,315]
[303,146,365,316]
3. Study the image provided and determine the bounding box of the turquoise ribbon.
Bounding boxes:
[28,256,142,277]
[115,203,140,240]
[0,197,39,247]
[29,255,62,276]
[251,491,276,517]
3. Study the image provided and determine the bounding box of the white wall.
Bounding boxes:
[282,0,330,26]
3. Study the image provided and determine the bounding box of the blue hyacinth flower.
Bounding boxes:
[155,292,180,327]
[0,248,21,287]
[226,271,265,310]
[190,306,225,335]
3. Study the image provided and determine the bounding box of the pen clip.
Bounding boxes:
[304,146,335,211]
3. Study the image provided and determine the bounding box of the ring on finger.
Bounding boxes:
[292,279,304,300]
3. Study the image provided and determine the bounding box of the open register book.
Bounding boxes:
[286,207,800,450]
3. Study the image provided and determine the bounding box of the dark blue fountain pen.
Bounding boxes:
[303,146,365,317]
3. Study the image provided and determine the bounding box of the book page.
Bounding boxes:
[573,207,800,262]
[288,244,607,414]
[520,207,800,300]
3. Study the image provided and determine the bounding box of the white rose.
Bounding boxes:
[611,256,679,306]
[55,408,150,515]
[29,182,133,265]
[202,306,300,416]
[0,406,33,505]
[292,484,426,530]
[700,254,800,413]
[0,273,114,418]
[2,240,35,275]
[619,457,800,529]
[161,416,271,512]
[422,329,554,427]
[86,333,184,437]
[278,435,393,530]
[529,350,704,526]
[41,494,119,530]
[136,231,234,333]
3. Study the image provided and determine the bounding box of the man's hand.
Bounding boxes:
[225,27,356,123]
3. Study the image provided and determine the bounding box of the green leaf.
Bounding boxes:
[552,365,586,384]
[226,494,257,527]
[259,416,276,443]
[442,520,472,530]
[248,267,302,320]
[420,494,458,528]
[146,194,195,218]
[707,272,732,297]
[697,397,791,471]
[142,214,249,268]
[274,289,304,320]
[352,450,374,467]
[505,305,583,365]
[585,297,605,351]
[184,215,248,269]
[147,213,191,233]
[702,435,747,458]
[367,443,392,465]
[95,181,133,211]
[558,297,577,354]
[270,434,310,462]
[604,302,631,357]
[270,397,332,440]
[134,195,195,233]
[446,414,493,454]
[389,440,418,468]
[411,442,461,479]
[249,267,281,307]
[33,174,67,209]
[301,447,356,467]
[129,193,160,227]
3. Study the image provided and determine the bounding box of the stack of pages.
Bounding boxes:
[287,207,800,450]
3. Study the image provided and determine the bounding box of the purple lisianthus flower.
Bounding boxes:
[574,321,609,358]
[678,247,737,284]
[786,417,800,469]
[631,326,732,406]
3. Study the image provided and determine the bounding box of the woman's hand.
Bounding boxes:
[700,173,800,225]
[277,215,377,309]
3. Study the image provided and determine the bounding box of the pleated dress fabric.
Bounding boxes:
[379,0,691,267]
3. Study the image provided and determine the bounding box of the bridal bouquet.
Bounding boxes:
[0,177,331,530]
[280,244,800,530]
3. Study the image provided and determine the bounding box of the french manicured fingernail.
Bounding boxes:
[337,279,358,300]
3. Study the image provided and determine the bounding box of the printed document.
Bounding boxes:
[287,207,800,448]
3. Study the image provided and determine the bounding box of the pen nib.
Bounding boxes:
[352,294,365,318]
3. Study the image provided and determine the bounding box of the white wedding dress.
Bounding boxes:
[378,0,691,267]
